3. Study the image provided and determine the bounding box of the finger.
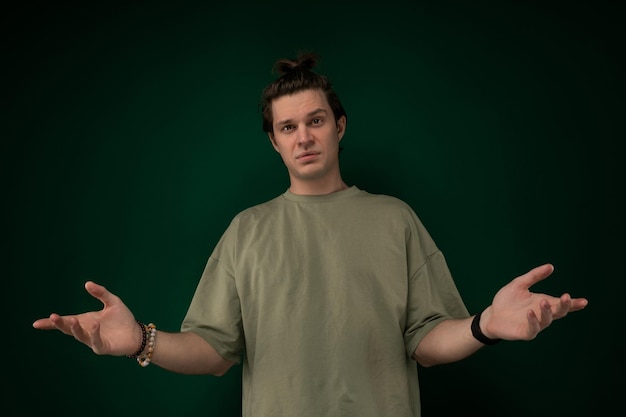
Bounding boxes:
[84,281,121,309]
[49,313,76,336]
[569,297,589,312]
[515,263,555,289]
[32,317,55,330]
[552,293,572,319]
[538,299,554,327]
[526,309,542,339]
[69,316,94,346]
[89,321,106,355]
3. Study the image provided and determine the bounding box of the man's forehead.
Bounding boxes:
[272,89,330,120]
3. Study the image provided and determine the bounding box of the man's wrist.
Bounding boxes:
[471,309,501,345]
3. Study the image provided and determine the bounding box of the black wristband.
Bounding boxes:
[126,320,147,358]
[471,309,501,345]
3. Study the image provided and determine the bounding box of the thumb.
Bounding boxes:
[514,263,555,290]
[84,281,120,308]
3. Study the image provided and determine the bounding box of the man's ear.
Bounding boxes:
[268,132,279,152]
[337,115,347,141]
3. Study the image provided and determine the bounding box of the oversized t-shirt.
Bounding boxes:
[181,186,470,417]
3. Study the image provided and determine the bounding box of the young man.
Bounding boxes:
[33,53,588,417]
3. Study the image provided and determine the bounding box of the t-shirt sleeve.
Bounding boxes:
[403,250,470,356]
[402,209,470,357]
[180,226,244,364]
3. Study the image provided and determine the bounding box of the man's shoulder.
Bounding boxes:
[355,189,414,211]
[232,194,284,220]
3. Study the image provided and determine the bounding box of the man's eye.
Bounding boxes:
[282,125,294,132]
[311,118,322,125]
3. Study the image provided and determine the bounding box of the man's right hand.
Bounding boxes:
[32,281,141,357]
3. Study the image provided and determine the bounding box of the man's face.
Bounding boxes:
[269,89,346,190]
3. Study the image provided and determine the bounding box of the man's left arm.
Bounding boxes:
[413,263,588,367]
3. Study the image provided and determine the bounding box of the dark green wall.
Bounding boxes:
[4,1,622,416]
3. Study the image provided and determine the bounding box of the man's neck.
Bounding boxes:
[288,179,349,196]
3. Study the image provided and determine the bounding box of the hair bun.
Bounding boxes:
[274,52,319,75]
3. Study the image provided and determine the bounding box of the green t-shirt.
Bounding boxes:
[181,186,469,417]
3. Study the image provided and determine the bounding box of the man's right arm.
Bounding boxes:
[149,330,236,375]
[32,281,235,376]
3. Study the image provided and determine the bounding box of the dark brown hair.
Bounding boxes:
[260,52,347,134]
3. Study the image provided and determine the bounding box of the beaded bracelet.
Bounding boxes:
[126,320,147,359]
[137,323,157,367]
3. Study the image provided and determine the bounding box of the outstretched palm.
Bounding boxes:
[486,264,587,340]
[33,281,139,356]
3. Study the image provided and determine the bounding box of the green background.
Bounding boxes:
[3,1,622,416]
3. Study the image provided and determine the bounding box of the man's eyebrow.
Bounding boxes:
[307,108,328,117]
[276,108,328,126]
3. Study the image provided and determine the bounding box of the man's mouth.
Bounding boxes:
[296,151,319,160]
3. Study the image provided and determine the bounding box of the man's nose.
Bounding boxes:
[297,126,313,145]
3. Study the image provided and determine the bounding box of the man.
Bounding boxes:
[33,53,588,417]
